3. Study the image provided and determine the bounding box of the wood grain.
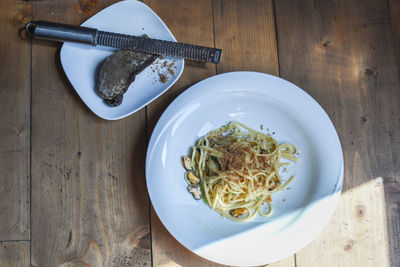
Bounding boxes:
[390,0,400,76]
[0,241,30,267]
[0,0,31,241]
[213,0,279,75]
[31,1,151,266]
[298,177,390,267]
[143,0,218,266]
[274,0,400,266]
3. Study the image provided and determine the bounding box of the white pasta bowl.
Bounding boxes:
[146,71,343,266]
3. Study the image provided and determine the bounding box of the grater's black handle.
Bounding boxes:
[25,21,97,45]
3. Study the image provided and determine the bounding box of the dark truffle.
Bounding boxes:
[96,50,157,106]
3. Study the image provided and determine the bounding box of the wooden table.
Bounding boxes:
[1,0,399,266]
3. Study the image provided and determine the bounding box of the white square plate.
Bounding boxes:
[60,0,184,120]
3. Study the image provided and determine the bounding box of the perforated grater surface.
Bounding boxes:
[25,21,222,64]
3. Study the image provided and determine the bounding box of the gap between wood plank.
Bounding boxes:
[144,106,153,267]
[273,3,293,265]
[0,240,30,243]
[272,0,281,78]
[29,1,33,267]
[211,0,218,75]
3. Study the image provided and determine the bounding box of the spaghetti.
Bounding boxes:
[184,121,298,222]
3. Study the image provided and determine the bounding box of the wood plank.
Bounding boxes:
[213,1,295,266]
[0,241,30,267]
[213,0,279,75]
[388,2,400,263]
[31,1,151,266]
[146,0,292,266]
[389,0,400,76]
[274,0,400,266]
[144,0,216,132]
[143,0,218,265]
[0,0,31,240]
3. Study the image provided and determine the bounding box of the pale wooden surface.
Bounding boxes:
[297,177,389,266]
[0,0,399,266]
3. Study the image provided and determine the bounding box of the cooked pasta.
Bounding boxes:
[184,121,298,222]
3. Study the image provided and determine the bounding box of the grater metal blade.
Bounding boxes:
[25,21,222,64]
